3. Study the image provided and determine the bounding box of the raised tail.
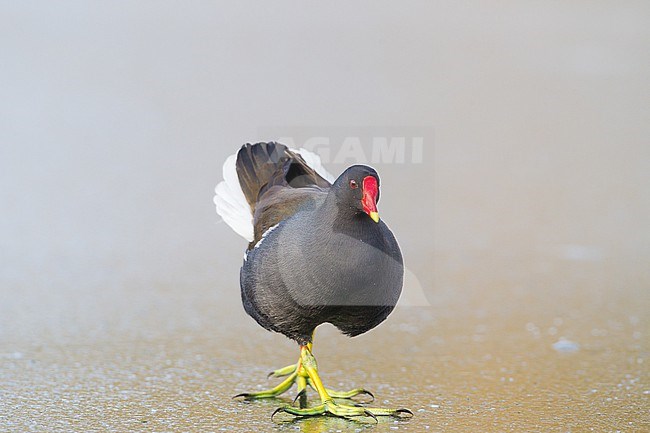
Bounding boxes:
[236,142,289,211]
[214,142,335,242]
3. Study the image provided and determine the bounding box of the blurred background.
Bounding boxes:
[1,2,648,432]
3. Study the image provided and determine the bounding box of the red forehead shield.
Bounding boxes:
[361,176,379,219]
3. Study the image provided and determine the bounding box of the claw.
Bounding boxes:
[394,408,414,418]
[292,389,307,406]
[232,393,250,400]
[270,407,286,422]
[362,409,378,423]
[354,389,375,403]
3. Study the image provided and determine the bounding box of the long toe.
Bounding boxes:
[325,387,374,403]
[268,363,298,379]
[272,404,327,420]
[233,371,298,400]
[362,405,414,418]
[306,377,375,403]
[271,400,408,421]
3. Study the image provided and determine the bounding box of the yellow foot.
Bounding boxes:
[272,399,413,421]
[233,361,373,405]
[268,345,412,421]
[234,336,411,420]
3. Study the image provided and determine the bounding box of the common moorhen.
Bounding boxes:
[214,142,410,419]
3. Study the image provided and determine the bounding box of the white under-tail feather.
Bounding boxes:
[214,147,334,241]
[213,153,255,241]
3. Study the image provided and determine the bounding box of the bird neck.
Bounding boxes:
[321,190,377,239]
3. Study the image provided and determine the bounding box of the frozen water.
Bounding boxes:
[552,338,580,353]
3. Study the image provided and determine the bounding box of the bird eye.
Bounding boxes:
[349,180,358,189]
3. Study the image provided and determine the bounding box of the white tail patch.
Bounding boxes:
[214,153,255,241]
[214,146,335,241]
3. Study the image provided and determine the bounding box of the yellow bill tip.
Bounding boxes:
[369,211,380,223]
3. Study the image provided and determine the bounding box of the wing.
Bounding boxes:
[214,142,333,246]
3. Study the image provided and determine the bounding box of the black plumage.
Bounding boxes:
[236,142,403,345]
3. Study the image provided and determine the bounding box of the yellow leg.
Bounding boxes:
[271,346,412,420]
[234,332,408,419]
[267,337,312,379]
